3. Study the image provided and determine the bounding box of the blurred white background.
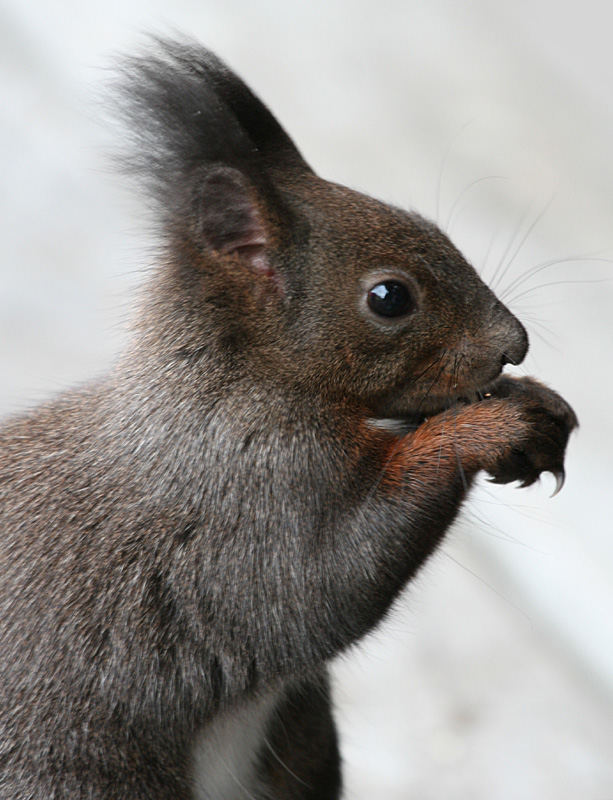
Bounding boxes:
[1,1,612,797]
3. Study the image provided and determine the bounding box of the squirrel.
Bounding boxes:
[0,37,577,799]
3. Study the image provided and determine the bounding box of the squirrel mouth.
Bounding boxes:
[368,388,493,435]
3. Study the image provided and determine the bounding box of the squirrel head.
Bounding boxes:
[119,38,527,420]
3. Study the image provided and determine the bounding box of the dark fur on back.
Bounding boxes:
[0,37,576,799]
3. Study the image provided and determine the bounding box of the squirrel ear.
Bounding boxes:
[189,165,271,276]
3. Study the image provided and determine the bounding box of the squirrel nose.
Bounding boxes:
[501,319,528,366]
[491,301,529,367]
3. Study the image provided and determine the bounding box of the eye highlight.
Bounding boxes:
[367,280,415,319]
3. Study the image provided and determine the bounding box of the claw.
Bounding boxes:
[549,468,566,497]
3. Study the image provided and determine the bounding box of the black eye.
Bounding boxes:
[367,280,415,318]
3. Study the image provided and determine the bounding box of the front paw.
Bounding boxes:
[482,376,578,492]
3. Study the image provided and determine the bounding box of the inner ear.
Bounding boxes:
[190,165,270,274]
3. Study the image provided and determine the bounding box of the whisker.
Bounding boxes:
[262,734,311,789]
[488,203,534,289]
[416,354,449,416]
[480,219,508,279]
[492,193,556,293]
[498,194,555,294]
[449,358,470,492]
[412,351,447,384]
[452,411,469,492]
[445,175,507,233]
[460,506,534,547]
[435,119,476,225]
[518,314,559,336]
[440,549,533,624]
[522,324,561,353]
[500,254,613,301]
[470,491,554,533]
[507,277,610,306]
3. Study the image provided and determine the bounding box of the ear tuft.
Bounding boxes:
[114,36,306,293]
[115,36,311,217]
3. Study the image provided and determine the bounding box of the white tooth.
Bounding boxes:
[366,418,414,435]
